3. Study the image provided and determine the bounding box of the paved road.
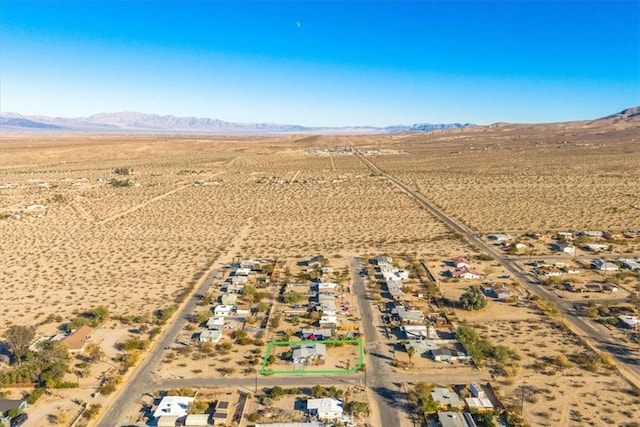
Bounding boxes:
[350,257,401,427]
[98,265,224,426]
[354,150,640,387]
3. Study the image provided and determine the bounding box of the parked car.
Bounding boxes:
[11,413,28,427]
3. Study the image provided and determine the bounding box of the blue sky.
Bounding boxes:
[1,1,638,126]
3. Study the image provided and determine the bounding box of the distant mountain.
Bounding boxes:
[0,111,469,135]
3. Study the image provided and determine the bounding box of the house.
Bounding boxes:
[224,283,245,293]
[453,257,471,268]
[482,284,511,300]
[235,267,251,276]
[372,255,393,267]
[451,267,483,280]
[231,275,249,285]
[319,315,338,327]
[402,325,428,340]
[235,304,252,315]
[585,244,609,252]
[206,316,225,330]
[220,294,237,306]
[240,259,262,270]
[618,315,639,330]
[578,230,604,239]
[199,330,222,343]
[152,395,195,418]
[315,282,338,291]
[619,259,640,272]
[392,306,425,325]
[0,398,27,424]
[307,398,343,420]
[437,411,478,427]
[213,305,234,316]
[557,231,573,240]
[550,242,576,254]
[591,259,619,271]
[431,387,464,410]
[487,233,509,242]
[292,344,326,364]
[430,348,471,363]
[60,325,93,352]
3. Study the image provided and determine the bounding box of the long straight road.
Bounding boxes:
[354,150,640,387]
[350,257,401,427]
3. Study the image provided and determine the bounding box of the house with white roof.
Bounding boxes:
[292,344,326,364]
[153,395,195,418]
[591,259,619,271]
[451,267,483,280]
[307,398,343,420]
[199,330,222,343]
[213,305,234,316]
[206,316,225,330]
[431,387,464,410]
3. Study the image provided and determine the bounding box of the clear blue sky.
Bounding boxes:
[1,1,638,126]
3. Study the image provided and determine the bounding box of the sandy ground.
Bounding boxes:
[1,128,638,425]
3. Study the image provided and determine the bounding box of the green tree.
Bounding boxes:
[407,346,417,365]
[459,286,487,311]
[3,325,35,365]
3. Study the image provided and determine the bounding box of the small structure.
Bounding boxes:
[591,259,619,271]
[550,242,576,254]
[487,233,509,242]
[213,305,234,316]
[184,414,210,426]
[437,411,478,427]
[584,244,609,252]
[206,316,225,330]
[392,306,425,325]
[199,330,222,343]
[60,325,93,353]
[301,329,333,340]
[153,395,195,419]
[451,267,483,280]
[618,315,639,330]
[373,255,393,267]
[431,387,464,410]
[306,398,344,420]
[292,344,326,364]
[402,325,428,340]
[453,257,471,268]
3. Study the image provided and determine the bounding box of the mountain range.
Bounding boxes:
[0,111,470,135]
[1,108,638,135]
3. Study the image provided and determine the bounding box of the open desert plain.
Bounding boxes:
[1,110,640,427]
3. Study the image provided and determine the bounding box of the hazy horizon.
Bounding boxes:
[1,1,639,127]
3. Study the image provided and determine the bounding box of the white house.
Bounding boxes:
[206,316,225,330]
[199,330,222,343]
[402,325,428,340]
[551,242,576,254]
[618,315,639,330]
[153,395,195,418]
[213,305,234,316]
[487,233,510,242]
[585,244,609,252]
[220,294,237,306]
[451,267,483,280]
[319,315,338,326]
[453,257,471,268]
[591,259,619,271]
[307,398,344,420]
[235,267,251,276]
[292,344,326,364]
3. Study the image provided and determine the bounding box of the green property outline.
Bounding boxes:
[260,339,364,375]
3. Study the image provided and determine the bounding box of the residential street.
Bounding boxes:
[354,150,640,388]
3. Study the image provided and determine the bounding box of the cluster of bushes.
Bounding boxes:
[456,325,518,365]
[66,306,110,330]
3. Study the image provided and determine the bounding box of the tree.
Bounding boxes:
[3,325,35,365]
[407,346,417,365]
[459,286,487,311]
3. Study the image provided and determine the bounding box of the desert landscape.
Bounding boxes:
[1,113,639,427]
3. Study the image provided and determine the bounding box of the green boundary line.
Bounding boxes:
[260,339,364,375]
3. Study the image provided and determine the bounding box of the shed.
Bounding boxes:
[157,415,180,427]
[184,414,210,426]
